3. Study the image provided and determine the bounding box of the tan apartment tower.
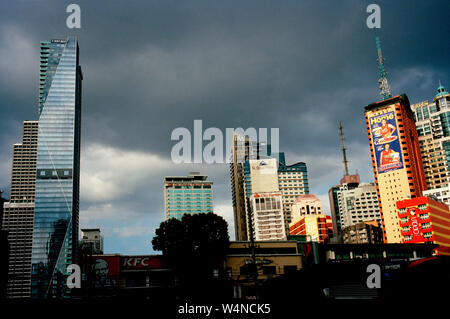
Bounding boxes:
[364,94,426,243]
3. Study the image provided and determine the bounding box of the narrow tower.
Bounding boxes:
[376,36,392,100]
[339,122,349,176]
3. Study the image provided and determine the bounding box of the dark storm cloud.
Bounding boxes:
[0,1,449,251]
[1,1,449,155]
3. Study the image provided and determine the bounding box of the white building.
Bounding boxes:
[423,186,450,207]
[249,193,286,240]
[339,183,381,229]
[248,159,286,240]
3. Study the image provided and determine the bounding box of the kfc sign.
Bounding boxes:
[121,256,164,270]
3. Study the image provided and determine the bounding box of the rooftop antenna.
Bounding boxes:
[339,122,349,176]
[376,36,392,100]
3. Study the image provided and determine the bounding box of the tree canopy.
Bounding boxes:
[152,212,230,270]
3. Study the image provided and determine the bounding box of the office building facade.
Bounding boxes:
[2,121,38,298]
[341,221,384,244]
[249,192,286,240]
[365,94,427,243]
[31,37,82,298]
[339,183,382,229]
[164,172,213,220]
[328,174,360,237]
[397,196,450,255]
[411,84,450,203]
[230,134,309,241]
[277,153,309,235]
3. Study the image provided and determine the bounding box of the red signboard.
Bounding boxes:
[121,255,164,270]
[89,255,121,288]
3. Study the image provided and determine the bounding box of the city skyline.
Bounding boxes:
[0,1,449,254]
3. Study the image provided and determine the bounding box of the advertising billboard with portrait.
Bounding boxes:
[369,110,404,174]
[89,255,120,289]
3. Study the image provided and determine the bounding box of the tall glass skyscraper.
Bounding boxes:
[31,37,82,298]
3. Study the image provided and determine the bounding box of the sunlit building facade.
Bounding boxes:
[289,214,333,243]
[397,196,450,256]
[365,94,427,243]
[412,84,450,204]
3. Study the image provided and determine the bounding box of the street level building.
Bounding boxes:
[397,196,450,255]
[341,221,383,244]
[365,94,427,243]
[164,172,213,220]
[80,254,175,298]
[226,241,302,299]
[2,121,38,298]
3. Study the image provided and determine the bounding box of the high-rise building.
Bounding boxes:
[164,172,213,220]
[230,134,309,241]
[341,221,384,244]
[247,158,286,240]
[339,183,382,229]
[277,152,309,235]
[79,229,104,255]
[411,84,450,203]
[1,191,9,300]
[289,214,333,243]
[31,37,82,298]
[397,196,450,256]
[249,192,286,240]
[230,134,259,241]
[2,121,38,298]
[328,123,362,237]
[365,94,427,243]
[291,194,322,219]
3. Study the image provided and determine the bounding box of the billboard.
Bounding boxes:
[369,110,404,173]
[91,255,120,288]
[249,158,279,193]
[121,256,164,270]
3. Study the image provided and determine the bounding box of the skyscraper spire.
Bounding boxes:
[376,36,392,100]
[339,121,349,176]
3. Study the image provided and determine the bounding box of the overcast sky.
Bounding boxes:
[0,0,449,254]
